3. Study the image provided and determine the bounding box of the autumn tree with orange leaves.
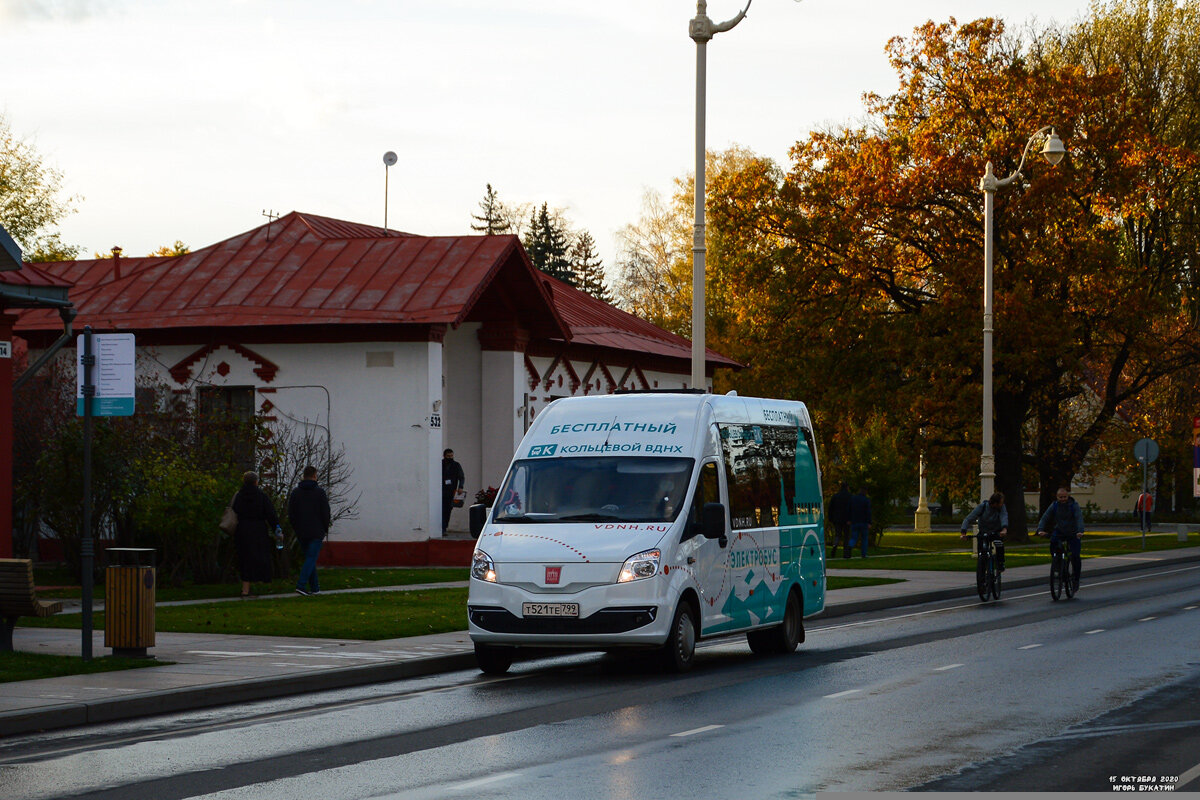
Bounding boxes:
[698,2,1200,537]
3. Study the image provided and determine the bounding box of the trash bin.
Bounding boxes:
[104,548,155,658]
[469,504,489,538]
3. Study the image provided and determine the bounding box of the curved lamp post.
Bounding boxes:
[688,0,752,390]
[978,126,1066,502]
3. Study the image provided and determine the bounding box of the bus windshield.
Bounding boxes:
[493,457,694,524]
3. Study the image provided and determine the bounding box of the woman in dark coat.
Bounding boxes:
[232,471,279,597]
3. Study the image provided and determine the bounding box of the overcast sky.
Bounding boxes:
[1,0,1092,271]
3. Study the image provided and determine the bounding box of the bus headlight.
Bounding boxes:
[617,549,661,583]
[471,549,497,583]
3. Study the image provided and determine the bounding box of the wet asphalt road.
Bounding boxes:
[2,564,1198,799]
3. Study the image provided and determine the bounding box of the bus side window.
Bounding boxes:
[685,461,720,539]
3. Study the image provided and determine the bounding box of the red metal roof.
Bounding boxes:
[539,276,741,368]
[18,212,567,339]
[1,262,73,289]
[16,211,738,370]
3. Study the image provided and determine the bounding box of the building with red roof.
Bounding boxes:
[16,212,739,564]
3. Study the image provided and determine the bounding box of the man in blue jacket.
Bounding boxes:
[1036,486,1085,588]
[289,465,332,596]
[848,486,872,558]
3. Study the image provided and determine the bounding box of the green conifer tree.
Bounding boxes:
[571,231,613,304]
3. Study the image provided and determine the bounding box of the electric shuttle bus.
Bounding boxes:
[467,391,826,673]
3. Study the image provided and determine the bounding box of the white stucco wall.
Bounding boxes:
[55,338,703,546]
[138,340,446,543]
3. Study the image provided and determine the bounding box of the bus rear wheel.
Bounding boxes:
[747,590,802,655]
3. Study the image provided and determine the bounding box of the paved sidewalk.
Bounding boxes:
[3,547,1198,738]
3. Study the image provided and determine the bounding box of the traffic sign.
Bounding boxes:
[77,333,136,416]
[1134,438,1158,465]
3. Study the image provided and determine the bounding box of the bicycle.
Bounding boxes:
[1040,532,1077,601]
[963,531,1002,602]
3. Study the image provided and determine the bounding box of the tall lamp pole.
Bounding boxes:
[689,0,751,390]
[979,126,1065,502]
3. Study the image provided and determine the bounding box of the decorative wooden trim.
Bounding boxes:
[600,363,616,393]
[541,353,564,392]
[524,354,540,392]
[580,361,599,395]
[168,342,280,385]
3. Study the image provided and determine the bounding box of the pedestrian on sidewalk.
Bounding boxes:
[232,471,279,598]
[828,482,851,554]
[1135,491,1154,532]
[847,486,872,558]
[289,465,331,597]
[442,448,465,535]
[960,491,1008,571]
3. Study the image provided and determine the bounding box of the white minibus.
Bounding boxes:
[467,391,825,673]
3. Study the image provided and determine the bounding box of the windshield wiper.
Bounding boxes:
[557,513,628,522]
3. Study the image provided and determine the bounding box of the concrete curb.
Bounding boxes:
[5,551,1198,738]
[0,651,480,738]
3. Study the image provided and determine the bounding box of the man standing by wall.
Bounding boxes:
[290,465,331,596]
[442,448,465,535]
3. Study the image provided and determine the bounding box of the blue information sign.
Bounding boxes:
[77,333,136,416]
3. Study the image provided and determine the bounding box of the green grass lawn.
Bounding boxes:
[0,651,168,684]
[37,567,469,602]
[828,530,1200,570]
[22,588,471,640]
[21,576,899,641]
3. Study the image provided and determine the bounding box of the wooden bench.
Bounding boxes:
[0,558,64,652]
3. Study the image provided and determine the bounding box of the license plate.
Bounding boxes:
[522,602,580,618]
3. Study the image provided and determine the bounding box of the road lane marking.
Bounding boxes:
[671,724,725,737]
[272,645,322,650]
[1048,718,1200,741]
[455,772,520,790]
[1184,606,1197,610]
[1018,644,1042,650]
[934,664,963,671]
[185,650,273,657]
[824,689,861,699]
[1179,760,1200,789]
[1085,629,1105,634]
[1138,616,1157,622]
[269,662,331,669]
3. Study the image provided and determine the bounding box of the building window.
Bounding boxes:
[196,386,256,468]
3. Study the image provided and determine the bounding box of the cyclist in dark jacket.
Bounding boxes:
[961,491,1009,571]
[1036,487,1085,587]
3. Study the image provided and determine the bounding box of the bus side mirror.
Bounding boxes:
[702,502,726,544]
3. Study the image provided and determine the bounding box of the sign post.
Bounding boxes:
[76,329,135,659]
[1134,438,1159,551]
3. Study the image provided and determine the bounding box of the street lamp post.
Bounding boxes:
[978,126,1065,503]
[689,0,751,390]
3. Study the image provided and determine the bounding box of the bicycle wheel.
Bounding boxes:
[977,553,989,602]
[991,553,1001,600]
[1050,552,1063,601]
[1064,552,1077,599]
